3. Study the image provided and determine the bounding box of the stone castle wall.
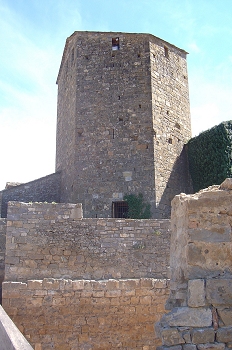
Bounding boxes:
[4,202,170,282]
[157,178,232,349]
[0,172,61,218]
[1,201,171,349]
[56,31,192,219]
[3,278,169,350]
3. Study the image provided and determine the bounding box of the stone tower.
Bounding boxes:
[56,31,192,218]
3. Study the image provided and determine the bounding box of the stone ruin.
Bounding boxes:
[156,178,232,349]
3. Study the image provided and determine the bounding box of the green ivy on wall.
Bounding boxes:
[123,193,151,219]
[187,121,232,192]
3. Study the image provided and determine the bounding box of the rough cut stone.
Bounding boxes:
[183,345,197,350]
[206,279,232,306]
[188,279,205,307]
[161,328,185,346]
[216,326,232,343]
[217,308,232,326]
[161,307,212,327]
[220,178,232,190]
[157,346,182,350]
[197,344,225,350]
[191,328,215,343]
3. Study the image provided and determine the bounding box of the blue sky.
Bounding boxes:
[1,0,232,189]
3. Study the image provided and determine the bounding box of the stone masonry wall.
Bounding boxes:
[5,202,170,282]
[156,178,232,350]
[0,172,61,218]
[3,278,169,350]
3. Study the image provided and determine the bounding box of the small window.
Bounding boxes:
[164,46,169,58]
[112,201,128,218]
[175,122,181,130]
[112,37,120,50]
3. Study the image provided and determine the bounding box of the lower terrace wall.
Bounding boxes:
[2,201,171,349]
[3,278,169,350]
[5,202,171,282]
[0,172,61,218]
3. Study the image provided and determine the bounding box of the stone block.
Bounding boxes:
[197,344,225,350]
[157,346,182,350]
[161,328,185,346]
[216,326,232,343]
[206,279,232,306]
[217,308,232,326]
[183,345,197,350]
[191,328,215,343]
[160,307,212,327]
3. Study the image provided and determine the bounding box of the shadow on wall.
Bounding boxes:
[157,145,193,218]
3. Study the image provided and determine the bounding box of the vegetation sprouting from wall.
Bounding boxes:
[123,193,151,219]
[188,121,232,192]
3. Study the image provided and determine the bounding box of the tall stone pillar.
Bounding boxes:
[156,178,232,349]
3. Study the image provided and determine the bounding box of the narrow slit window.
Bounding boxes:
[164,46,169,58]
[112,37,120,50]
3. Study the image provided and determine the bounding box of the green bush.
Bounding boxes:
[123,193,151,219]
[187,121,232,192]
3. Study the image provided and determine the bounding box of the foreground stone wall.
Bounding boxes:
[3,278,169,350]
[0,172,61,218]
[5,202,170,282]
[157,178,232,349]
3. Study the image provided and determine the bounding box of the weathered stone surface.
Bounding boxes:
[157,346,182,350]
[183,345,197,350]
[197,343,225,350]
[197,344,225,350]
[161,307,212,327]
[3,278,169,349]
[216,327,232,343]
[161,328,185,346]
[217,308,232,326]
[182,329,191,343]
[4,203,171,282]
[206,280,232,306]
[188,279,205,307]
[191,328,215,343]
[220,178,232,190]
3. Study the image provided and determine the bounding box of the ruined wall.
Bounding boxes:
[0,172,61,218]
[157,178,232,349]
[4,202,170,282]
[56,31,192,219]
[3,278,169,350]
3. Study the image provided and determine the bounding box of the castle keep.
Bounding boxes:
[56,31,192,218]
[0,31,192,219]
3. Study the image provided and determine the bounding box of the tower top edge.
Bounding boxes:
[56,30,188,84]
[67,30,188,54]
